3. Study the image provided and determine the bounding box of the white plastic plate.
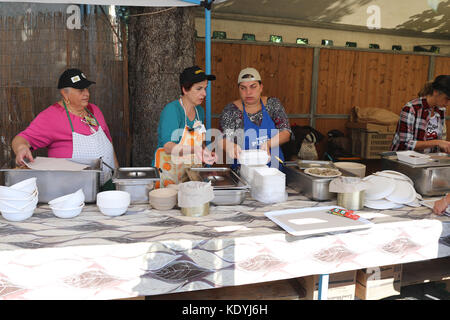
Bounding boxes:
[364,198,403,210]
[373,170,414,185]
[363,175,396,200]
[385,179,417,204]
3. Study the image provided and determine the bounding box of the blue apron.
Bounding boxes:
[234,99,284,170]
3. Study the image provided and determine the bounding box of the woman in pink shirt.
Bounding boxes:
[11,68,118,187]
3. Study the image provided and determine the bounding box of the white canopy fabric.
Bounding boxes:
[0,0,199,6]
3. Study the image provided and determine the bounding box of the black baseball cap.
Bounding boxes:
[180,65,216,86]
[57,68,96,89]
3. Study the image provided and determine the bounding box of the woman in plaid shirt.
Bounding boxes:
[391,75,450,153]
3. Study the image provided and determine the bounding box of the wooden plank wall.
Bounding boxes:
[196,41,450,158]
[196,41,314,130]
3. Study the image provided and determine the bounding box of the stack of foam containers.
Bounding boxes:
[240,164,268,185]
[250,167,287,204]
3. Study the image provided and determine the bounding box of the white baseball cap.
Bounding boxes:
[238,67,261,83]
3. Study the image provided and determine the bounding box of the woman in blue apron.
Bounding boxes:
[218,67,292,170]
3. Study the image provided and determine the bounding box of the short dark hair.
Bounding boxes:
[418,75,450,97]
[181,82,194,95]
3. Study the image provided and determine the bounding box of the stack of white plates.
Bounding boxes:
[0,178,38,222]
[363,171,419,209]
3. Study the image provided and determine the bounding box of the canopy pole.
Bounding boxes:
[204,0,212,132]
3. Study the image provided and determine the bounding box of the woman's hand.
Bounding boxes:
[226,142,242,160]
[433,193,450,215]
[194,147,217,165]
[433,198,447,215]
[437,140,450,153]
[12,136,34,166]
[260,140,271,156]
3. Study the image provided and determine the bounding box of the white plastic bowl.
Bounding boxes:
[98,205,128,217]
[1,207,35,222]
[48,189,85,209]
[50,203,84,219]
[0,190,38,207]
[10,178,37,194]
[96,190,131,208]
[0,197,38,212]
[0,185,33,199]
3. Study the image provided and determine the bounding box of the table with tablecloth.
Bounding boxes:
[0,190,448,300]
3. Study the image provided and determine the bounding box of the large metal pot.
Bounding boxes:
[336,191,365,210]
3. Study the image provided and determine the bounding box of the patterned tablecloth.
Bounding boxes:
[0,190,449,300]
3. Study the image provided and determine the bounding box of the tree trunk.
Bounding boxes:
[127,6,196,166]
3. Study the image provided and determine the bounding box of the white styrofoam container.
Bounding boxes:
[396,151,430,165]
[240,164,268,184]
[251,167,286,203]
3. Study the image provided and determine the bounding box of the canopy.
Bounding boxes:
[1,0,220,130]
[1,1,201,6]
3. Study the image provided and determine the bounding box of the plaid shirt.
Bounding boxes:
[391,97,446,152]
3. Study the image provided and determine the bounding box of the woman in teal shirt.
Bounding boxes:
[154,66,217,187]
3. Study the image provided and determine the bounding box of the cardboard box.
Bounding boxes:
[298,270,356,300]
[346,121,397,133]
[355,264,402,300]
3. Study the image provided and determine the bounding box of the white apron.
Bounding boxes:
[63,102,115,185]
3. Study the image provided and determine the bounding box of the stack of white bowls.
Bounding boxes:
[48,189,85,218]
[363,171,419,209]
[0,178,38,222]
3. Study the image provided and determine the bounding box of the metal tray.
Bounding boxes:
[187,167,249,205]
[284,163,356,201]
[0,158,101,203]
[295,160,337,170]
[211,189,248,205]
[187,167,249,190]
[112,167,160,204]
[381,155,450,196]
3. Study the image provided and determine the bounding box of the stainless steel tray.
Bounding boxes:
[0,158,102,203]
[211,189,248,205]
[187,167,249,205]
[382,155,450,196]
[112,167,160,204]
[295,160,337,169]
[187,167,249,190]
[284,163,356,201]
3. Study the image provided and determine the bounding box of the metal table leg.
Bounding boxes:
[318,274,329,300]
